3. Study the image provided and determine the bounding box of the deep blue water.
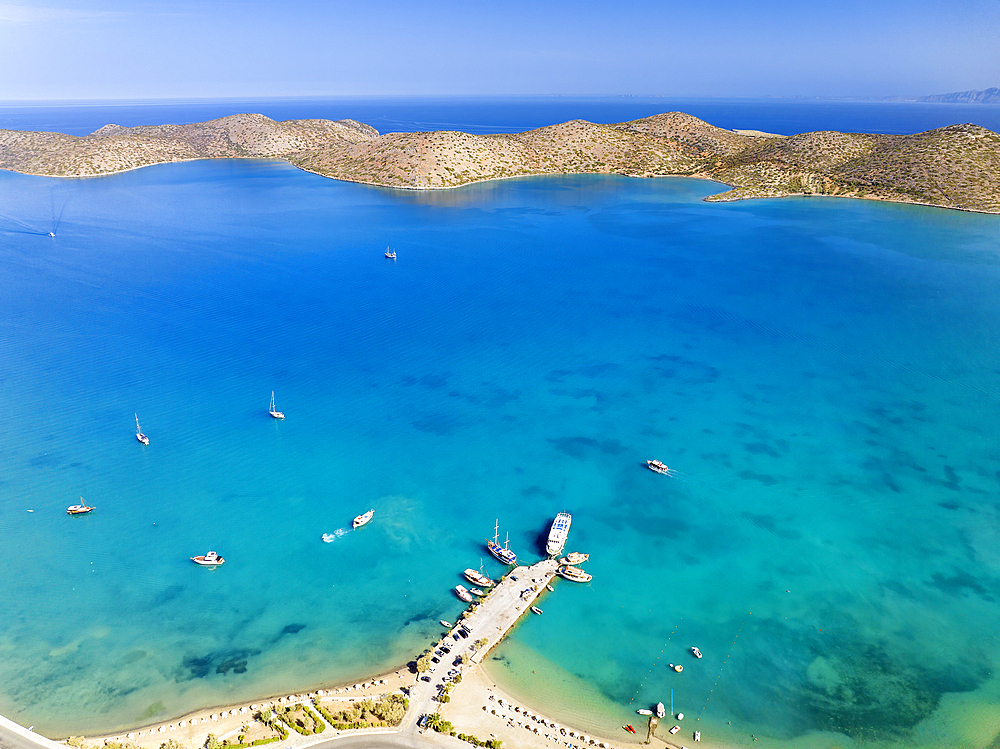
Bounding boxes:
[1,100,1000,749]
[1,95,999,137]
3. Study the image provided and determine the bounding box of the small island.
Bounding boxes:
[1,111,998,213]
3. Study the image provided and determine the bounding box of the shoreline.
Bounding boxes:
[3,158,997,216]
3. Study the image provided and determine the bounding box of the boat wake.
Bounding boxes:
[322,528,351,543]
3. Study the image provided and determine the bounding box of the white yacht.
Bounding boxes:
[269,391,284,419]
[353,509,374,528]
[546,512,572,557]
[135,413,149,445]
[191,550,224,567]
[455,585,473,602]
[556,564,592,583]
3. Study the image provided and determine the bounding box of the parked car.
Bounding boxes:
[417,715,429,728]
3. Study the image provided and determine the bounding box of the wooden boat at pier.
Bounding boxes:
[486,519,517,565]
[455,585,473,602]
[464,560,495,587]
[558,551,589,565]
[557,564,592,583]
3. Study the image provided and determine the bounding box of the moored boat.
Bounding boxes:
[546,584,554,592]
[440,620,452,628]
[486,519,517,565]
[463,562,494,588]
[546,512,572,557]
[67,499,95,515]
[691,646,703,659]
[656,702,665,718]
[353,509,374,528]
[191,550,224,566]
[557,564,592,583]
[455,585,473,602]
[530,606,543,615]
[636,709,653,716]
[135,413,149,445]
[470,587,485,597]
[269,391,284,419]
[561,551,589,564]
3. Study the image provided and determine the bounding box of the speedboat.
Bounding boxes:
[646,459,674,475]
[545,512,572,557]
[470,588,485,597]
[636,709,653,716]
[455,585,473,602]
[656,702,665,718]
[694,731,701,741]
[530,606,543,615]
[556,565,592,583]
[353,509,374,528]
[191,550,224,567]
[691,646,703,659]
[67,500,95,515]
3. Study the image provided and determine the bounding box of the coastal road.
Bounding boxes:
[0,716,66,749]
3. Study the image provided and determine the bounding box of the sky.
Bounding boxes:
[0,0,997,101]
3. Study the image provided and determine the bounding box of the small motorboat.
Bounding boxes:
[470,587,485,597]
[455,585,473,602]
[268,391,284,419]
[691,646,703,658]
[191,550,224,567]
[530,606,543,615]
[694,730,701,741]
[646,459,675,475]
[669,725,680,735]
[636,709,653,716]
[656,702,665,718]
[353,509,374,528]
[440,620,452,628]
[67,499,95,515]
[546,584,554,592]
[384,248,396,259]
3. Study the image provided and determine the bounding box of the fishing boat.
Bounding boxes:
[470,587,485,597]
[646,459,674,475]
[691,646,703,659]
[530,606,543,615]
[384,248,396,259]
[353,509,374,528]
[560,551,589,564]
[546,584,554,592]
[191,550,224,567]
[66,499,95,515]
[636,709,653,716]
[656,702,665,718]
[440,620,452,628]
[269,391,284,419]
[135,413,149,445]
[463,560,495,588]
[557,565,592,583]
[455,585,473,602]
[546,512,572,557]
[486,520,517,565]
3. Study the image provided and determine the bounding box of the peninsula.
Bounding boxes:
[1,112,998,213]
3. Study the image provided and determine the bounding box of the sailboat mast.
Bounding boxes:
[493,519,499,545]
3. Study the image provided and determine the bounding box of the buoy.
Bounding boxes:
[677,713,684,720]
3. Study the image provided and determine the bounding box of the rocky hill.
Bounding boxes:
[919,87,1000,104]
[1,112,998,213]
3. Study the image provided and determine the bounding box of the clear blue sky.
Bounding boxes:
[0,0,996,100]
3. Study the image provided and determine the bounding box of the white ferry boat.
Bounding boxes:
[191,550,224,567]
[545,512,572,557]
[556,564,592,583]
[353,509,375,528]
[455,585,473,602]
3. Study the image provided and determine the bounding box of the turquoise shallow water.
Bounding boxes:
[1,162,1000,748]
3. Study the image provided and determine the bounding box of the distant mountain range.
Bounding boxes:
[918,87,1000,104]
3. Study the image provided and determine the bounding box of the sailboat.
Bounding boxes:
[384,247,396,259]
[486,520,517,565]
[135,413,149,445]
[269,391,284,419]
